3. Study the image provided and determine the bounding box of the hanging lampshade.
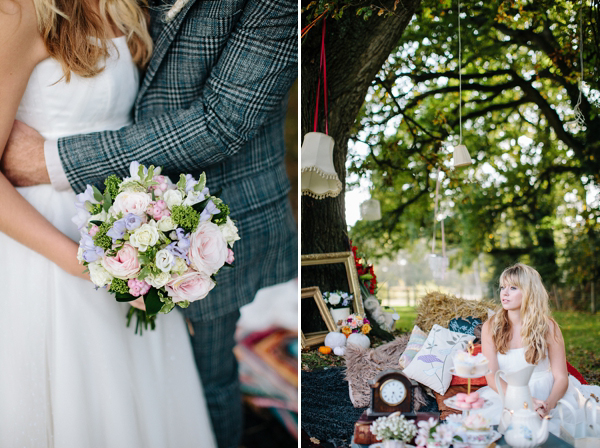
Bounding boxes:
[360,198,381,221]
[301,132,342,199]
[453,144,472,167]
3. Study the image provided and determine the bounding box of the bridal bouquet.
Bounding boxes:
[73,161,239,333]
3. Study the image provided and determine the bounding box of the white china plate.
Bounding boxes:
[453,429,502,447]
[443,395,493,411]
[449,367,491,378]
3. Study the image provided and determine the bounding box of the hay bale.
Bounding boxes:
[414,291,497,332]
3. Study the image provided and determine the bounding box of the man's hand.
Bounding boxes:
[1,120,50,186]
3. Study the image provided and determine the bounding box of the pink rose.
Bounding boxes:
[165,270,215,303]
[188,221,228,275]
[101,243,141,279]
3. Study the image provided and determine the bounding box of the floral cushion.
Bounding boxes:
[448,317,482,336]
[398,325,428,369]
[403,324,476,395]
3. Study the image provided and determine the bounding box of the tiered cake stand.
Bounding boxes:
[443,368,493,416]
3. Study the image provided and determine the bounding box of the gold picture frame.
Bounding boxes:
[301,286,337,348]
[301,251,365,316]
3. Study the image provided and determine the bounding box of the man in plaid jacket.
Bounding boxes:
[2,0,298,446]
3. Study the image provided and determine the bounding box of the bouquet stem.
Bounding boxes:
[126,307,157,335]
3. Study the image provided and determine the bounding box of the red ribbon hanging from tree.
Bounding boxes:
[313,19,329,134]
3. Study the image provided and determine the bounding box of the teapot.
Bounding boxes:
[502,402,551,448]
[495,365,535,413]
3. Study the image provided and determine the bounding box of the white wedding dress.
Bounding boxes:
[474,347,600,437]
[0,37,217,448]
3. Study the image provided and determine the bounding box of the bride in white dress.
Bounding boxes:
[0,1,216,446]
[475,263,600,437]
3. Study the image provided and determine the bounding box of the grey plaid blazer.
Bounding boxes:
[57,0,298,320]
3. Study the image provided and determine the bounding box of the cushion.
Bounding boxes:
[435,384,484,420]
[449,343,488,387]
[403,324,475,395]
[398,325,428,369]
[448,317,482,336]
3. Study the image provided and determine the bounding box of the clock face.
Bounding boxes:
[380,379,407,406]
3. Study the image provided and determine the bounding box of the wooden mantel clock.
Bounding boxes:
[367,369,418,417]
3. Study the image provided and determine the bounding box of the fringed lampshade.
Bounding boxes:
[301,132,342,199]
[360,198,381,221]
[453,144,472,167]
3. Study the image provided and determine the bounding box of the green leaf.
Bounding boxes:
[176,300,190,309]
[144,288,163,317]
[191,197,211,214]
[137,164,145,180]
[90,220,103,226]
[177,174,187,191]
[160,301,175,314]
[115,292,137,302]
[92,185,104,202]
[195,172,207,191]
[147,165,155,182]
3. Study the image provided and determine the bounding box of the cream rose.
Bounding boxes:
[88,261,113,287]
[219,217,240,247]
[155,249,174,273]
[157,216,177,232]
[101,243,140,279]
[163,190,184,209]
[112,191,152,217]
[188,221,228,276]
[172,257,188,275]
[145,272,172,289]
[166,270,215,303]
[129,223,160,252]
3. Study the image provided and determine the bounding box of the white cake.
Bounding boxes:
[453,351,489,376]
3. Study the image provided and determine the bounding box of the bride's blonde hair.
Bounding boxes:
[491,263,554,365]
[33,0,152,81]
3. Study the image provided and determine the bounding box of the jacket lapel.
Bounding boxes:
[135,0,199,110]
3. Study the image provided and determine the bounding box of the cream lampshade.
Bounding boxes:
[301,132,342,199]
[360,198,381,221]
[453,144,472,167]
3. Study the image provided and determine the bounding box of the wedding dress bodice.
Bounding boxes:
[16,37,138,140]
[498,348,551,378]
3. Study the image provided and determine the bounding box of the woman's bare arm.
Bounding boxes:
[0,1,87,279]
[538,319,569,415]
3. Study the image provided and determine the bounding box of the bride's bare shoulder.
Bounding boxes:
[0,0,47,65]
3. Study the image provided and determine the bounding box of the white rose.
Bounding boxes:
[129,223,160,252]
[112,191,151,217]
[172,257,188,275]
[88,261,113,287]
[219,217,240,248]
[328,293,341,306]
[77,247,85,263]
[157,216,177,232]
[155,249,174,273]
[182,190,206,206]
[163,190,184,209]
[145,271,172,289]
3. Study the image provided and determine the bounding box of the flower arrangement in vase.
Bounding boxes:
[370,412,417,448]
[415,417,461,448]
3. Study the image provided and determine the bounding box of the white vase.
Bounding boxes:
[330,307,351,326]
[382,440,405,448]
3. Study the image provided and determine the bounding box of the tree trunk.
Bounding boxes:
[300,0,422,290]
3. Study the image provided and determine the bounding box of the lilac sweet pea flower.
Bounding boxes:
[72,207,91,230]
[123,213,142,231]
[80,233,104,262]
[106,219,127,242]
[184,174,198,193]
[166,228,191,263]
[75,185,100,209]
[199,200,219,222]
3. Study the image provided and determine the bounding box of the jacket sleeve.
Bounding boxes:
[57,0,297,192]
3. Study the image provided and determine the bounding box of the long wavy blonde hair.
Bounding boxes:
[33,0,152,81]
[491,263,554,365]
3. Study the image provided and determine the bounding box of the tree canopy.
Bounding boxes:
[348,0,600,291]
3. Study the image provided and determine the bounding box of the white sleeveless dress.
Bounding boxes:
[0,37,217,448]
[474,347,600,437]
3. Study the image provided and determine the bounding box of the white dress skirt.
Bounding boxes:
[472,347,600,437]
[0,37,217,448]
